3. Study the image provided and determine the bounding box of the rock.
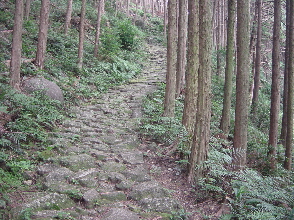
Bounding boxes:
[101,208,140,220]
[83,189,100,209]
[70,168,100,187]
[101,161,126,172]
[139,197,181,214]
[0,199,6,209]
[122,165,151,182]
[119,151,144,165]
[57,154,97,172]
[21,77,64,103]
[129,181,170,201]
[101,191,127,202]
[116,180,134,190]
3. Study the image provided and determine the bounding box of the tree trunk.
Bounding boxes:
[251,0,262,116]
[35,0,50,69]
[175,0,188,98]
[284,0,294,170]
[94,0,103,57]
[10,0,24,90]
[163,0,177,117]
[268,0,281,170]
[24,0,31,20]
[77,0,86,69]
[232,0,250,171]
[220,0,235,135]
[188,0,212,184]
[182,0,198,135]
[64,0,73,35]
[280,0,290,147]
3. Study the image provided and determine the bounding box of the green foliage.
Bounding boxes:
[0,84,64,145]
[230,169,293,219]
[117,19,141,50]
[139,84,186,146]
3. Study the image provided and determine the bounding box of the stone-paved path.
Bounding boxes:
[11,43,183,220]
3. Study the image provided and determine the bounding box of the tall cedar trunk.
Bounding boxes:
[164,0,167,38]
[10,0,24,90]
[77,0,86,69]
[280,0,290,146]
[182,0,198,135]
[64,0,73,35]
[126,0,130,16]
[220,0,235,135]
[284,0,294,170]
[35,0,50,69]
[94,0,103,57]
[188,0,212,184]
[175,0,188,98]
[251,0,262,116]
[24,0,31,20]
[163,0,177,117]
[233,0,250,171]
[268,0,281,170]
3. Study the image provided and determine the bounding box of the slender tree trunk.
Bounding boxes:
[10,0,24,90]
[251,0,262,116]
[35,0,50,69]
[233,0,250,171]
[64,0,73,35]
[163,0,177,117]
[188,0,212,184]
[176,0,188,98]
[220,0,235,135]
[268,0,281,170]
[182,0,199,135]
[77,0,86,69]
[164,0,167,38]
[24,0,31,20]
[284,0,294,170]
[280,0,290,146]
[94,0,103,57]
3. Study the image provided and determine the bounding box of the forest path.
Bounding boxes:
[8,43,193,220]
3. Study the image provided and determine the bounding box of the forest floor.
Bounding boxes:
[6,42,224,220]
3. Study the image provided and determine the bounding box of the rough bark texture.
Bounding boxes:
[188,0,212,184]
[24,0,31,20]
[64,0,73,35]
[35,0,50,69]
[284,0,294,170]
[251,0,262,116]
[77,0,86,69]
[10,0,24,90]
[182,0,199,135]
[280,0,290,146]
[233,0,250,171]
[268,0,281,170]
[94,0,103,57]
[176,0,188,98]
[163,0,177,117]
[220,0,235,135]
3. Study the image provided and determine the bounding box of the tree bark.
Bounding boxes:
[24,0,31,20]
[251,0,262,116]
[77,0,86,69]
[220,0,235,135]
[233,0,250,171]
[35,0,50,70]
[94,0,103,57]
[175,0,188,98]
[10,0,24,90]
[64,0,73,35]
[284,0,294,170]
[268,0,281,170]
[182,0,198,135]
[280,0,290,147]
[188,0,212,184]
[163,0,177,117]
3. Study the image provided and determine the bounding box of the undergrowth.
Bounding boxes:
[139,75,294,219]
